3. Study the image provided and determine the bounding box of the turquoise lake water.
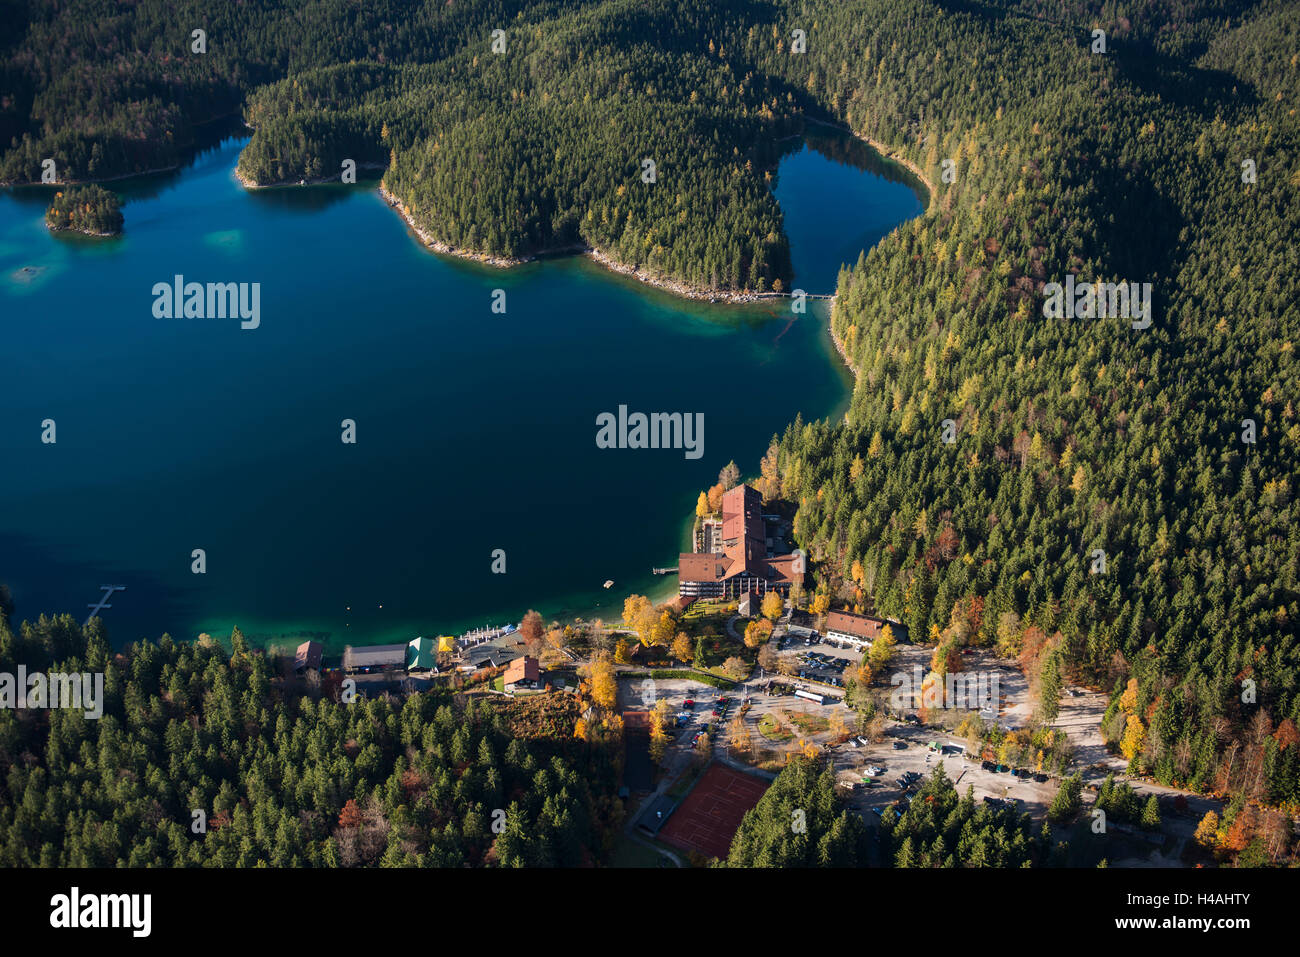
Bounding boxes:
[0,123,923,654]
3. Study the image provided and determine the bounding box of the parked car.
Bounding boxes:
[683,699,695,710]
[893,741,907,750]
[866,765,885,775]
[1033,773,1049,783]
[981,760,995,771]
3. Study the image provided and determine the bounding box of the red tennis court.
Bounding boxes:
[659,762,770,860]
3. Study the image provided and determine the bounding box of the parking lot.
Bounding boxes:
[829,720,1062,824]
[775,628,862,692]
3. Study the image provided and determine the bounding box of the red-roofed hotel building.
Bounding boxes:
[678,484,802,599]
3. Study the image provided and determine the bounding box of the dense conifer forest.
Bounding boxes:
[43,183,122,234]
[724,756,869,865]
[2,0,1298,861]
[0,611,622,866]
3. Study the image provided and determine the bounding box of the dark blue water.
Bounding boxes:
[0,125,922,654]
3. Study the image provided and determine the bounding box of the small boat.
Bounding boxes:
[603,580,614,589]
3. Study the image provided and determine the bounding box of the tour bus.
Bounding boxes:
[793,688,826,705]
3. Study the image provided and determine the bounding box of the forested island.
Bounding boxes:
[2,0,1298,853]
[43,184,123,236]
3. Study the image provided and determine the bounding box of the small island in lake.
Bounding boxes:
[45,184,123,236]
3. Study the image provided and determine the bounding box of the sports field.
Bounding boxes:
[659,763,770,860]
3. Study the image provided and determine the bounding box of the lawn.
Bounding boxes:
[758,714,793,741]
[783,709,829,735]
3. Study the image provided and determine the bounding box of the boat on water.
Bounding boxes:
[603,579,614,589]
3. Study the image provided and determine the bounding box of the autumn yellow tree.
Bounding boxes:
[1120,715,1146,763]
[811,591,830,616]
[671,631,693,663]
[546,627,566,653]
[589,656,618,711]
[649,699,672,764]
[744,617,773,648]
[1119,677,1140,714]
[761,591,784,621]
[867,624,896,671]
[695,490,709,518]
[1193,811,1220,849]
[650,609,677,647]
[623,594,652,635]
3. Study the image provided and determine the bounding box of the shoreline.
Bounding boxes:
[234,161,386,191]
[801,117,936,209]
[851,129,937,209]
[857,132,941,204]
[376,182,781,304]
[46,223,119,238]
[827,305,859,380]
[2,163,181,189]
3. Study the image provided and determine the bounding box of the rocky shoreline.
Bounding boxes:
[827,303,859,379]
[376,183,774,304]
[856,132,937,207]
[46,224,118,238]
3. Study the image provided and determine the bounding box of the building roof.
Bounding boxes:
[342,643,407,669]
[668,595,697,613]
[504,656,540,685]
[679,485,804,589]
[719,484,767,578]
[764,554,802,585]
[294,640,322,672]
[407,636,437,670]
[678,551,730,582]
[825,611,896,641]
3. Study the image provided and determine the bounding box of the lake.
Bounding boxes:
[0,122,923,654]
